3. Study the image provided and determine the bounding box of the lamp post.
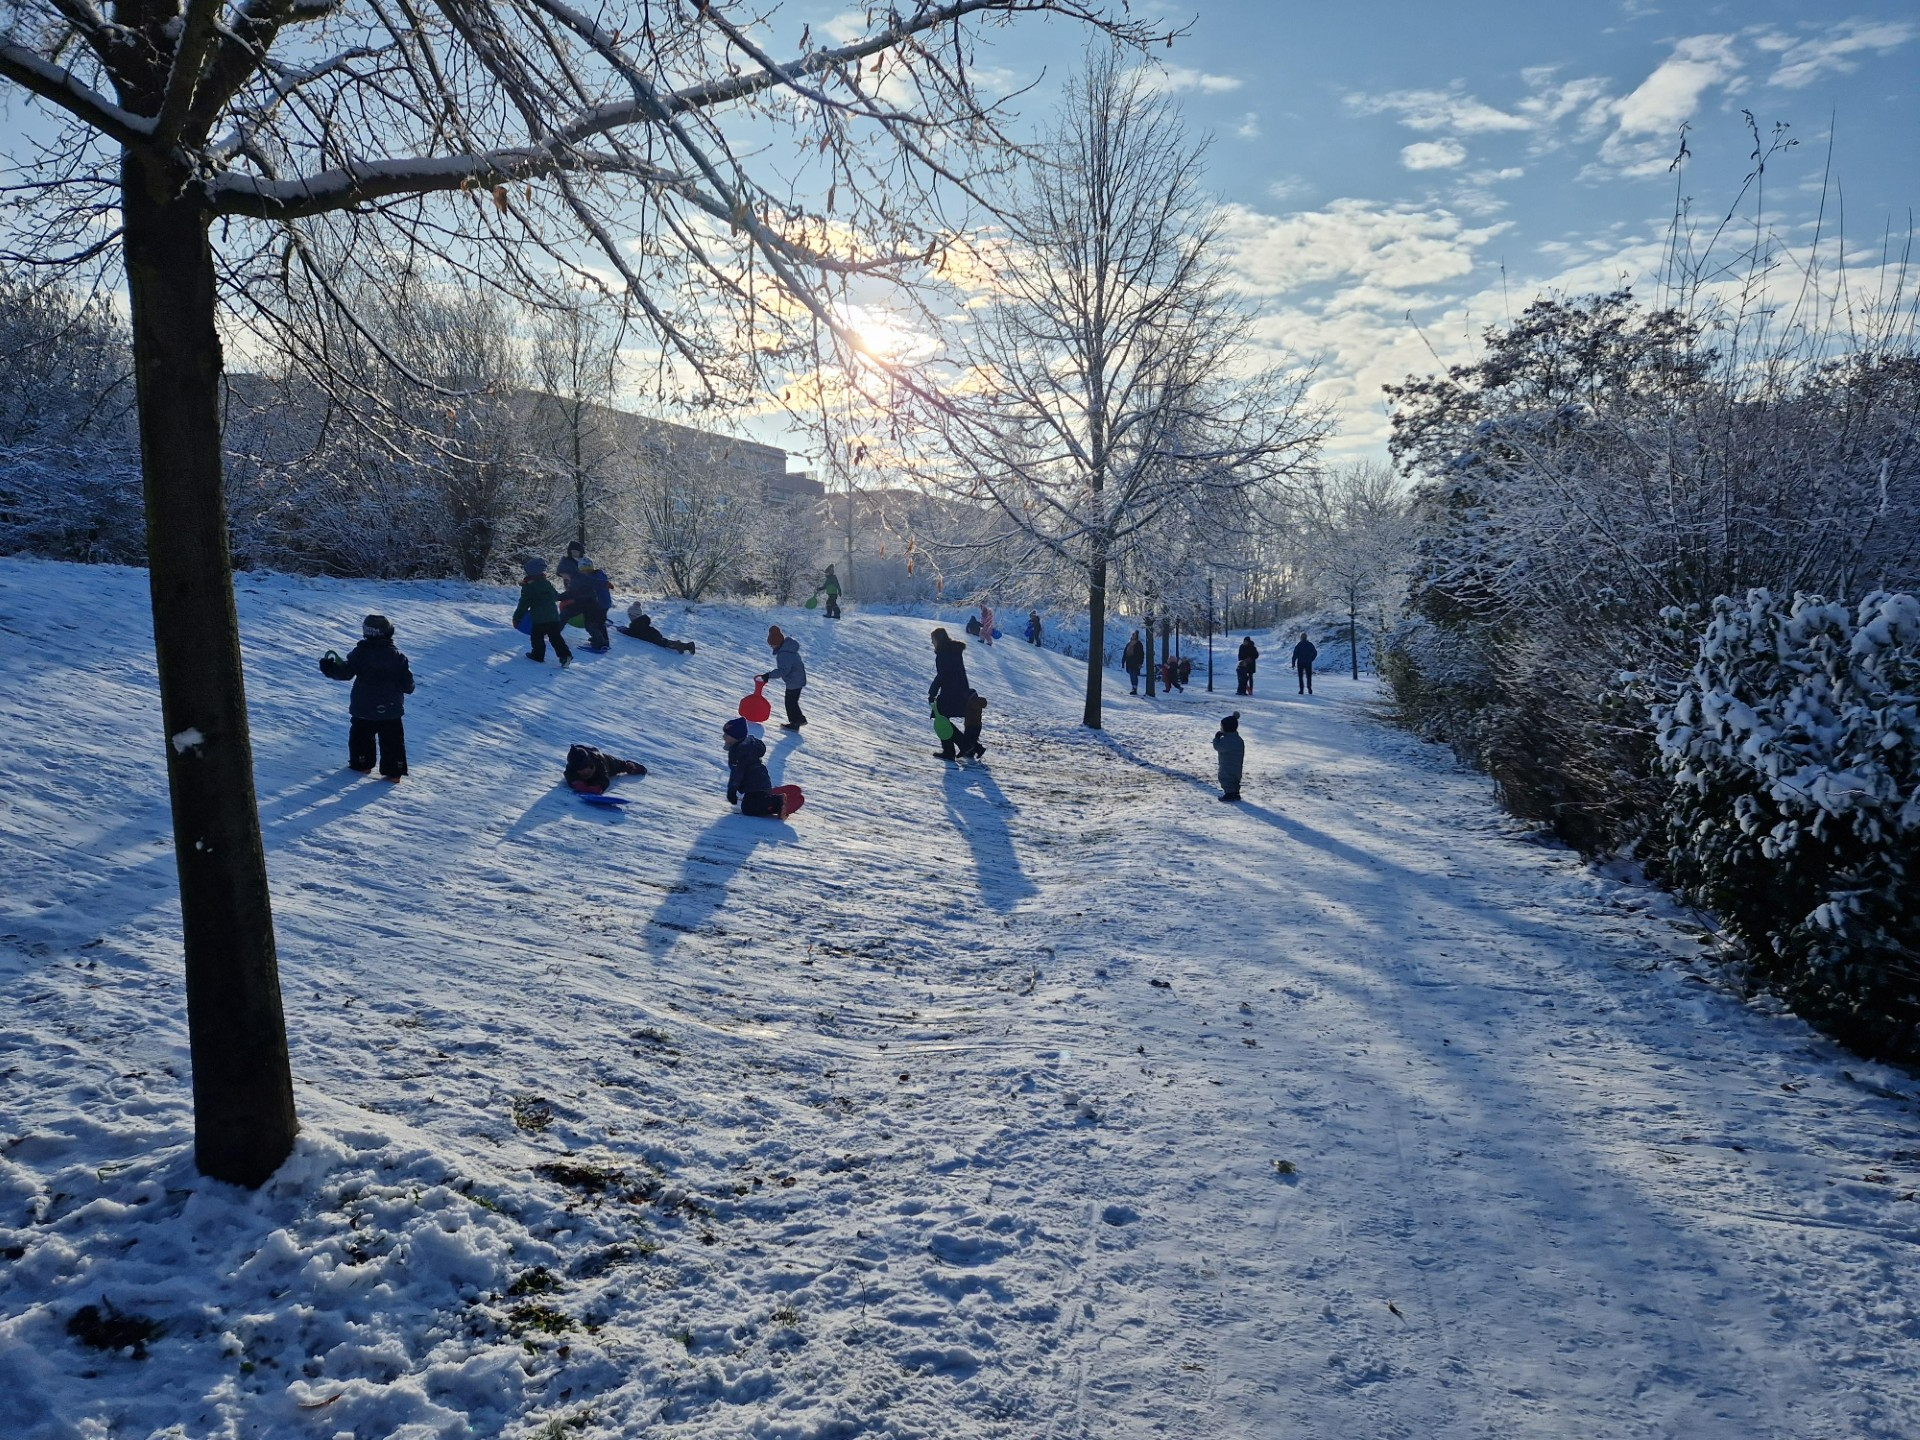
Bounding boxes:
[1206,578,1215,692]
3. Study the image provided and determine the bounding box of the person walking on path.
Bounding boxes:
[821,564,842,619]
[575,557,613,652]
[761,624,808,729]
[1292,631,1318,695]
[929,627,985,760]
[1236,635,1259,696]
[514,558,573,667]
[1123,630,1146,695]
[1213,712,1244,803]
[320,614,415,780]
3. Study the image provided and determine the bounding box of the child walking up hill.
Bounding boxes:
[1213,712,1244,803]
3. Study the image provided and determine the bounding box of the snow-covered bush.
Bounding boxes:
[1655,589,1920,1059]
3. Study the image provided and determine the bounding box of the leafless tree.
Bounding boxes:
[0,0,1167,1185]
[919,46,1322,727]
[530,296,624,554]
[1300,462,1417,678]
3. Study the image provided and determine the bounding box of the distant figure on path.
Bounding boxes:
[929,627,986,761]
[978,601,996,646]
[1212,712,1243,803]
[1026,611,1043,646]
[761,625,808,730]
[1236,636,1259,696]
[1123,630,1146,694]
[1292,632,1318,695]
[821,564,842,619]
[319,613,415,780]
[618,605,695,653]
[514,558,573,667]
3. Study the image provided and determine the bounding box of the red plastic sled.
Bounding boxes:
[739,677,772,724]
[773,784,805,816]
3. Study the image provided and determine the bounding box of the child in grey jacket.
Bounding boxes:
[1212,713,1244,802]
[761,625,808,730]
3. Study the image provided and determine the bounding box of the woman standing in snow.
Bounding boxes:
[929,627,985,761]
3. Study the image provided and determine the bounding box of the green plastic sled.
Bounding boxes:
[930,704,956,741]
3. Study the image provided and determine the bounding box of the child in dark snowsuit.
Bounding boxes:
[320,614,415,779]
[514,558,572,666]
[1236,636,1259,696]
[574,558,614,652]
[564,744,647,794]
[618,604,696,653]
[1212,712,1244,802]
[722,717,788,817]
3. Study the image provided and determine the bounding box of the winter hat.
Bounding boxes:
[523,556,547,576]
[1220,712,1240,732]
[767,625,786,648]
[566,541,585,558]
[362,614,393,639]
[722,717,749,743]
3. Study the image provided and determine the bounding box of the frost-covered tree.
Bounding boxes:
[0,0,1166,1185]
[1300,462,1417,679]
[923,46,1321,728]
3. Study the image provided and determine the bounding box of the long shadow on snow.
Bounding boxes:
[940,763,1037,912]
[642,811,798,956]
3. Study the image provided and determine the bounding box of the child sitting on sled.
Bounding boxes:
[722,717,800,818]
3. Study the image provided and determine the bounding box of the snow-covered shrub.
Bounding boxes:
[1655,589,1920,1059]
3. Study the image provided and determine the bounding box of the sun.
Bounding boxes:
[838,304,931,364]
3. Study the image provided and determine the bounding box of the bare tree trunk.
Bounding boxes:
[1350,592,1361,680]
[123,153,297,1188]
[1082,545,1107,728]
[572,402,587,550]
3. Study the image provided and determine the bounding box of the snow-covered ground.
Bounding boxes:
[3,555,1918,1439]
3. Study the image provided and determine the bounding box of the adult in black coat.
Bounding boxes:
[928,628,985,760]
[320,614,415,778]
[1235,636,1259,696]
[1291,632,1319,695]
[1122,630,1146,694]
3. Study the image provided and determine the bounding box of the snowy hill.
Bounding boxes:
[3,555,1919,1439]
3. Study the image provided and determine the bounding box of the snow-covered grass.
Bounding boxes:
[3,554,1919,1438]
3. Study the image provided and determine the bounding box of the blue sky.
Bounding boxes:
[784,0,1920,463]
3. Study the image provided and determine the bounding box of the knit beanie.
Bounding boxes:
[722,717,749,742]
[1221,713,1240,732]
[362,614,393,639]
[523,557,547,576]
[767,625,785,648]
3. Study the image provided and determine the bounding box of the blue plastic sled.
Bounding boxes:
[579,793,631,807]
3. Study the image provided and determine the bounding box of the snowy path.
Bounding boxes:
[2,557,1918,1439]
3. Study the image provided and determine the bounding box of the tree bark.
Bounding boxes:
[122,150,298,1187]
[1082,545,1107,729]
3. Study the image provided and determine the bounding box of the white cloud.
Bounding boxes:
[1140,65,1244,95]
[1596,34,1742,175]
[1611,33,1740,137]
[1266,175,1309,203]
[1235,112,1262,140]
[1758,19,1916,88]
[1345,86,1531,135]
[1401,139,1468,171]
[1516,70,1616,139]
[1217,198,1506,298]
